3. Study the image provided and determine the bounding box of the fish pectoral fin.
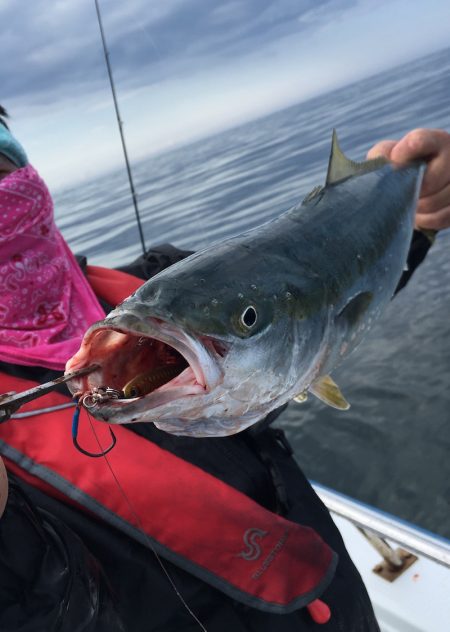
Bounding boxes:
[309,374,350,410]
[326,129,388,186]
[336,291,373,328]
[293,390,308,403]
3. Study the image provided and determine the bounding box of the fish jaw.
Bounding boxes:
[64,304,326,436]
[65,311,224,424]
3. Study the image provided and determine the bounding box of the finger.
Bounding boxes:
[389,128,443,161]
[390,129,450,197]
[415,206,450,231]
[419,150,450,198]
[416,181,450,215]
[366,140,397,161]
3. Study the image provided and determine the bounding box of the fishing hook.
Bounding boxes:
[72,399,116,458]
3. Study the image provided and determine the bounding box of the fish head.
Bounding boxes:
[66,248,325,437]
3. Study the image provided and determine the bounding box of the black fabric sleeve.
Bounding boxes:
[0,478,125,632]
[116,243,194,281]
[394,230,433,294]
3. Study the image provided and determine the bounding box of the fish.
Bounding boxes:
[66,131,425,437]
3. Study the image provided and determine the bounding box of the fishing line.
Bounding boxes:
[85,411,208,632]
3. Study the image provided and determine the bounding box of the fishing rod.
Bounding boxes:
[94,0,147,256]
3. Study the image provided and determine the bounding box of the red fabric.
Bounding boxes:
[0,371,335,609]
[86,265,145,306]
[307,599,332,624]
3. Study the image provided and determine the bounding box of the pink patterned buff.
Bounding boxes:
[0,165,105,370]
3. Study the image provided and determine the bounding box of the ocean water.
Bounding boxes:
[55,47,450,537]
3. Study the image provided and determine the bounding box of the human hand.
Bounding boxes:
[367,129,450,231]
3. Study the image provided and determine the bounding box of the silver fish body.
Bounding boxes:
[66,133,425,436]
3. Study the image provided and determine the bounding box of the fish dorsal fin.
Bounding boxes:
[309,374,350,410]
[326,129,388,185]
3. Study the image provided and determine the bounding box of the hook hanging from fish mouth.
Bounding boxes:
[72,395,117,457]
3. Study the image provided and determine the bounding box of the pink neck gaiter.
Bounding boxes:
[0,165,105,370]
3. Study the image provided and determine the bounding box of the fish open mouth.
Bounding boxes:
[66,314,225,421]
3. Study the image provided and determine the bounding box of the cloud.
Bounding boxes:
[1,0,357,108]
[3,0,449,191]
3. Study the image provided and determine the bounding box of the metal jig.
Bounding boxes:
[81,386,124,408]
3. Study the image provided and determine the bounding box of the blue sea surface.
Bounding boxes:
[54,47,450,537]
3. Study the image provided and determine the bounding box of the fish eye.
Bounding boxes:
[240,305,257,329]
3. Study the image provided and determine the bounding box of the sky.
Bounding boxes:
[1,0,450,191]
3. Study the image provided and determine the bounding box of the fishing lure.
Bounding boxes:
[123,364,187,398]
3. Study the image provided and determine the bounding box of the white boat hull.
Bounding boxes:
[313,484,450,632]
